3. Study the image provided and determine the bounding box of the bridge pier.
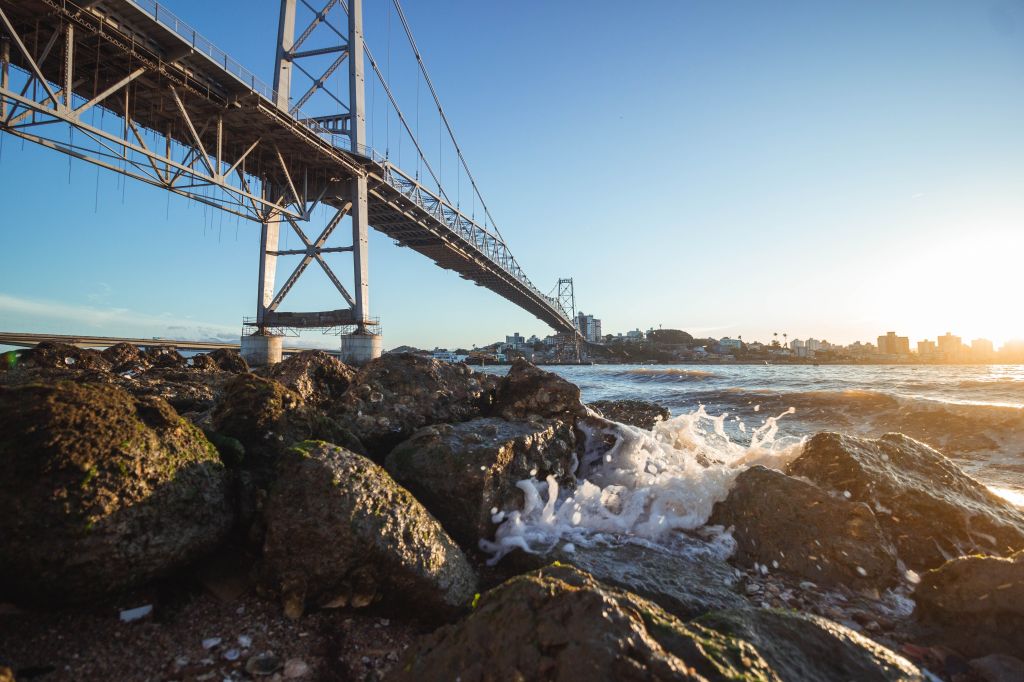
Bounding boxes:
[339,331,382,366]
[241,333,284,367]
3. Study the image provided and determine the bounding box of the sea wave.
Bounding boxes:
[612,368,718,382]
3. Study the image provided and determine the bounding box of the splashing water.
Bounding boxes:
[480,406,804,565]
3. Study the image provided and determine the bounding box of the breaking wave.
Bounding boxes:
[481,406,804,564]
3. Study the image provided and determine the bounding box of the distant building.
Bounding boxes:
[576,312,603,343]
[505,332,527,351]
[719,337,742,350]
[972,338,994,360]
[431,350,467,363]
[806,338,824,352]
[917,340,937,357]
[937,332,964,360]
[877,331,910,356]
[625,329,644,343]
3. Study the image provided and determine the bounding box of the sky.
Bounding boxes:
[2,0,1024,350]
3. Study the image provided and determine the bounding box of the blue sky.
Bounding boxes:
[2,0,1023,350]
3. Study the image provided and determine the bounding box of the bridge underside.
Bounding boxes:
[0,0,578,337]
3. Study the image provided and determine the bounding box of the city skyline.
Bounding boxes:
[1,1,1023,351]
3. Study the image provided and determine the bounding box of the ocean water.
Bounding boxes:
[479,363,1024,562]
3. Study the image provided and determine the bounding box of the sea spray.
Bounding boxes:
[481,406,804,564]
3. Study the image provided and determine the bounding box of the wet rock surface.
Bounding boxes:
[787,432,1024,571]
[550,542,749,619]
[710,465,900,589]
[332,353,497,459]
[697,608,925,681]
[913,550,1024,658]
[262,350,354,408]
[385,417,577,548]
[388,563,777,682]
[491,358,588,421]
[0,382,232,605]
[589,399,670,430]
[261,441,477,618]
[207,348,250,373]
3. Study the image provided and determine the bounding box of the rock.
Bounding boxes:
[19,341,111,372]
[709,466,899,589]
[698,609,925,681]
[261,441,477,618]
[101,342,147,372]
[190,354,219,371]
[385,417,577,548]
[263,350,354,408]
[387,563,778,682]
[133,367,221,413]
[490,358,587,421]
[0,348,24,371]
[0,382,232,605]
[332,353,497,459]
[145,346,187,368]
[589,399,670,430]
[246,652,282,676]
[283,658,310,678]
[211,374,352,466]
[787,432,1024,570]
[913,550,1024,657]
[970,654,1024,682]
[550,541,748,619]
[207,348,249,373]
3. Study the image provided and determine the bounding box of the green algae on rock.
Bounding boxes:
[261,441,477,619]
[0,382,232,605]
[387,563,778,682]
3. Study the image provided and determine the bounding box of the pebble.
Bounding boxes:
[202,637,222,650]
[238,635,253,649]
[245,653,282,677]
[283,658,310,678]
[119,605,153,623]
[745,583,761,595]
[223,648,241,661]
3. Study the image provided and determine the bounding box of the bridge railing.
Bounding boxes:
[380,163,571,324]
[126,0,388,163]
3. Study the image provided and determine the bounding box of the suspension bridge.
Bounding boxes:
[0,0,581,364]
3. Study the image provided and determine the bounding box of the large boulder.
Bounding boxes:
[101,342,148,373]
[589,399,670,430]
[144,346,187,369]
[697,609,925,681]
[385,417,576,548]
[18,341,111,372]
[332,353,497,459]
[709,466,900,589]
[913,550,1024,658]
[787,432,1024,570]
[491,359,588,421]
[206,348,249,373]
[211,373,357,465]
[263,350,354,408]
[0,382,232,605]
[261,441,477,618]
[387,563,778,682]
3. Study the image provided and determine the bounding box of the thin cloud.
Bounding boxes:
[0,293,237,339]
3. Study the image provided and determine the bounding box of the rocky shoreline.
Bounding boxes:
[1,342,1023,681]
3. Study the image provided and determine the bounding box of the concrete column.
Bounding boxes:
[273,0,296,112]
[241,334,283,367]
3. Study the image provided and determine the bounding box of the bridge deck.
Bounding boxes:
[0,0,576,335]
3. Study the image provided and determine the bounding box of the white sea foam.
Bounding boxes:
[480,406,804,564]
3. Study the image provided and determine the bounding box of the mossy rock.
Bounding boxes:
[0,382,232,605]
[387,563,778,681]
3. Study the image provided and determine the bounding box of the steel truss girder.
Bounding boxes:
[0,6,316,223]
